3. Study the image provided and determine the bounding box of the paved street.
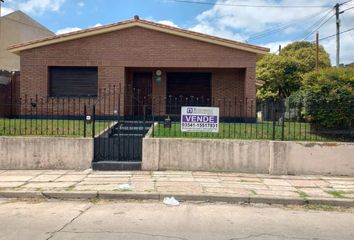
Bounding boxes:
[0,199,354,240]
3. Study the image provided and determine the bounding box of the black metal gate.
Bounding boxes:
[91,89,152,170]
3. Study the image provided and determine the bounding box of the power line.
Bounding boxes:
[303,11,335,40]
[172,0,333,8]
[247,9,331,42]
[315,27,354,41]
[341,6,354,11]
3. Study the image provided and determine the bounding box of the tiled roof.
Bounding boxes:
[8,17,270,54]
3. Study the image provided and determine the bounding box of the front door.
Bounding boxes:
[132,72,152,116]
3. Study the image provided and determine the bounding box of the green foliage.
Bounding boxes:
[256,54,302,100]
[301,68,354,129]
[256,41,331,101]
[281,41,331,72]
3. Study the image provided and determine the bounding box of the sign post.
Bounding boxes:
[181,106,219,133]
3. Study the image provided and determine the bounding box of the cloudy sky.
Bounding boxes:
[2,0,353,64]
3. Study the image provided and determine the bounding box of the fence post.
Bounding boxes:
[272,101,276,140]
[92,105,96,138]
[83,105,87,138]
[281,99,285,141]
[143,104,146,136]
[152,100,155,138]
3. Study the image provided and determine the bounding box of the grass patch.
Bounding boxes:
[250,189,257,195]
[296,190,309,199]
[0,118,112,137]
[152,122,339,141]
[326,191,347,199]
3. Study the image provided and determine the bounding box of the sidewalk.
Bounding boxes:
[0,170,353,206]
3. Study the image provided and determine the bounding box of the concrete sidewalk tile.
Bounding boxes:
[220,176,262,182]
[199,182,222,188]
[267,185,297,191]
[287,180,319,188]
[0,181,26,188]
[192,172,219,177]
[83,177,130,183]
[29,174,62,182]
[64,169,92,175]
[263,179,292,187]
[55,174,87,182]
[204,187,251,195]
[327,180,354,186]
[329,185,354,190]
[74,184,120,191]
[297,188,332,198]
[87,174,132,178]
[0,175,35,182]
[157,185,203,193]
[20,181,77,190]
[344,193,354,199]
[0,170,44,176]
[255,189,299,197]
[193,178,220,183]
[239,184,270,190]
[130,182,155,192]
[41,170,69,175]
[167,177,196,182]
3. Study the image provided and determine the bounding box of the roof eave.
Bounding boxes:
[8,21,270,55]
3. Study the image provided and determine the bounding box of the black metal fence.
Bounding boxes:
[0,92,353,142]
[150,97,354,142]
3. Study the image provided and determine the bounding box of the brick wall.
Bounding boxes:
[19,26,257,117]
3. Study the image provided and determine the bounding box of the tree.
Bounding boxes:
[256,41,332,101]
[301,68,354,129]
[280,41,331,72]
[256,54,302,100]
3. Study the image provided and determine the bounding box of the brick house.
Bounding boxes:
[8,17,269,118]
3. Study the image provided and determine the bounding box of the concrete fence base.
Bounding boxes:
[0,137,93,170]
[142,138,354,175]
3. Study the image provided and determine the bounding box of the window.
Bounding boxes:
[49,67,98,97]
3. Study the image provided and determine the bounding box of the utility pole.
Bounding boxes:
[335,3,340,67]
[316,32,319,71]
[335,2,346,67]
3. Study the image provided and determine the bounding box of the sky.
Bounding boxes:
[1,0,354,64]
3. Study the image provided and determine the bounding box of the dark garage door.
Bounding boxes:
[166,72,211,114]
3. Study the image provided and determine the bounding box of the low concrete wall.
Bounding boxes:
[143,138,270,173]
[271,141,354,175]
[143,137,354,175]
[0,137,93,170]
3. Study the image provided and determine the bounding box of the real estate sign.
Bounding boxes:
[181,106,219,133]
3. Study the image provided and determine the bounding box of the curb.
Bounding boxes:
[0,190,353,207]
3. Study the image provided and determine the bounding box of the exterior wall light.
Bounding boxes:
[155,69,162,84]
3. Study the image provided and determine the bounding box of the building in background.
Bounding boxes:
[0,10,54,71]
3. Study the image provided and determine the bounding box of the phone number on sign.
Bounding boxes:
[182,122,218,128]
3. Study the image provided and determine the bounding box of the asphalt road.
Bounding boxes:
[0,198,354,240]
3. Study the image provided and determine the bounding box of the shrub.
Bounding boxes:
[301,68,354,129]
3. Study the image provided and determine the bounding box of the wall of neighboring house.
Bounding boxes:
[0,71,20,117]
[0,11,54,71]
[19,26,257,117]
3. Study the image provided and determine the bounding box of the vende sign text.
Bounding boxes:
[181,106,219,133]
